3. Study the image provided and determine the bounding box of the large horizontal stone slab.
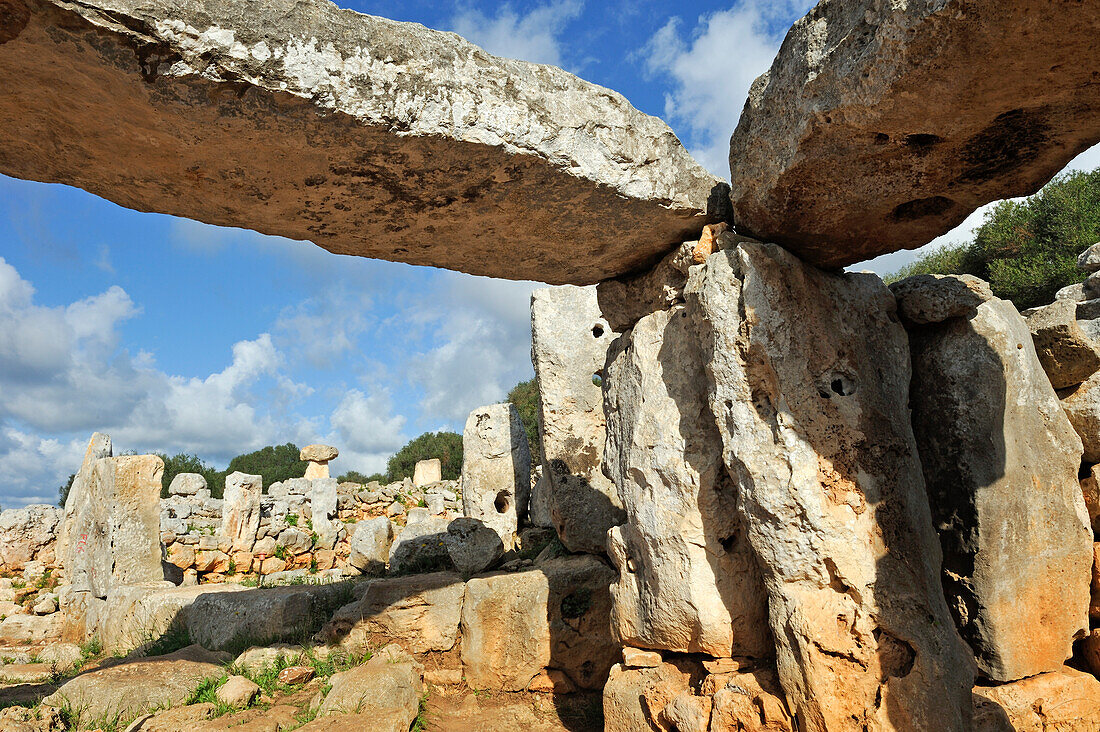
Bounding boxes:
[0,0,724,284]
[728,0,1100,267]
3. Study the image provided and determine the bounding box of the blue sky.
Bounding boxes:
[1,0,1098,507]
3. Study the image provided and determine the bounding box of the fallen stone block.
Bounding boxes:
[1026,299,1100,389]
[316,643,422,728]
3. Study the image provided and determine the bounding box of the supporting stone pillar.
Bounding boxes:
[680,243,975,731]
[602,305,769,658]
[895,275,1092,681]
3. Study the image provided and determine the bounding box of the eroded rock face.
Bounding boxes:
[67,455,164,597]
[603,306,769,659]
[530,285,625,554]
[461,403,531,547]
[904,290,1091,681]
[310,478,340,550]
[57,432,112,570]
[0,505,60,570]
[316,644,422,728]
[0,0,723,285]
[728,0,1100,267]
[220,472,261,553]
[685,244,975,730]
[1026,299,1100,389]
[972,667,1100,732]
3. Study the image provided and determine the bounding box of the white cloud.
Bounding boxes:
[407,274,536,426]
[326,390,407,476]
[450,1,583,66]
[640,2,812,178]
[274,289,374,368]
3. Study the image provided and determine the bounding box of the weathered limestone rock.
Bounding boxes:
[972,667,1100,732]
[319,572,464,653]
[42,645,224,724]
[1059,371,1100,463]
[413,459,442,488]
[728,0,1100,267]
[56,432,112,569]
[903,283,1092,681]
[0,0,722,285]
[316,644,422,728]
[530,285,625,554]
[186,582,353,651]
[387,516,452,574]
[310,478,340,550]
[0,505,60,570]
[461,556,617,692]
[89,582,245,653]
[1025,299,1100,389]
[461,403,531,548]
[1081,471,1100,536]
[347,517,394,575]
[708,668,794,732]
[0,613,62,644]
[216,675,260,708]
[603,306,769,658]
[219,472,261,553]
[444,517,504,575]
[602,659,699,732]
[1080,243,1100,273]
[67,455,164,597]
[685,244,975,730]
[301,445,337,480]
[168,473,207,496]
[889,274,993,325]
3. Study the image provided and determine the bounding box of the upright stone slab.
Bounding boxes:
[530,286,625,554]
[897,277,1092,681]
[57,432,112,572]
[412,459,442,488]
[219,472,262,553]
[0,0,722,285]
[684,244,975,731]
[310,478,340,550]
[602,306,769,659]
[68,455,164,597]
[728,0,1100,267]
[460,404,531,548]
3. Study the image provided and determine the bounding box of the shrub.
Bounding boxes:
[386,432,463,482]
[886,168,1100,310]
[225,443,307,492]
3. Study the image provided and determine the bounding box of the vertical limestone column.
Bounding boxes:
[894,275,1092,681]
[311,478,340,551]
[531,285,626,554]
[683,243,975,731]
[220,472,262,553]
[461,403,531,548]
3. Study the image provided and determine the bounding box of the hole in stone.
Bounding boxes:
[874,132,890,145]
[592,372,603,387]
[903,133,943,149]
[592,324,604,338]
[494,491,512,514]
[817,371,858,399]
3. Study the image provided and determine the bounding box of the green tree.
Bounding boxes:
[386,432,463,482]
[155,453,222,499]
[58,473,75,507]
[336,470,387,484]
[887,168,1100,309]
[224,443,307,492]
[507,378,541,459]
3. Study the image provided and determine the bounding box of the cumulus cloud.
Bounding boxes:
[450,1,584,66]
[640,1,812,178]
[406,274,536,426]
[326,389,408,476]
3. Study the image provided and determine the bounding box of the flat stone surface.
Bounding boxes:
[728,0,1100,267]
[0,0,723,285]
[908,295,1091,681]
